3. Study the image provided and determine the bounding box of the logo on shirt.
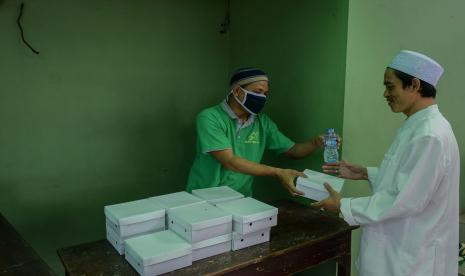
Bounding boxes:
[245,131,260,144]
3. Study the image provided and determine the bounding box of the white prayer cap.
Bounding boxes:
[388,50,444,87]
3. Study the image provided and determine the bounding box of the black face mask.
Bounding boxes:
[233,87,267,115]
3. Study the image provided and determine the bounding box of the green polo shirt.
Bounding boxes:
[186,101,295,197]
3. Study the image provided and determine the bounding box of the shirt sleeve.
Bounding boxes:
[197,111,232,154]
[261,114,295,155]
[367,167,379,190]
[340,135,445,226]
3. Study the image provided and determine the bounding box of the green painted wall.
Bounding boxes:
[229,1,349,275]
[0,0,229,273]
[343,0,465,275]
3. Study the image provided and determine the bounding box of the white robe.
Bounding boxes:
[340,105,460,276]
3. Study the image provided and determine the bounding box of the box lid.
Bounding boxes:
[125,230,191,266]
[168,202,232,230]
[191,233,232,250]
[149,191,205,210]
[192,186,243,204]
[216,197,278,223]
[104,199,165,226]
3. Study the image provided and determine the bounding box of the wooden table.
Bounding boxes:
[0,213,55,275]
[58,200,358,275]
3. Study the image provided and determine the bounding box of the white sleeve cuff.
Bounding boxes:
[340,197,359,226]
[367,167,379,189]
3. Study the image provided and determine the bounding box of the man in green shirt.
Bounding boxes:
[186,67,324,197]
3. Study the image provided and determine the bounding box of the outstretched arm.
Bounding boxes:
[210,149,305,195]
[322,160,368,180]
[285,135,324,159]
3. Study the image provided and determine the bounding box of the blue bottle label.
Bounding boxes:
[325,139,337,147]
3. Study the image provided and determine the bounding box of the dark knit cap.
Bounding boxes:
[229,67,268,88]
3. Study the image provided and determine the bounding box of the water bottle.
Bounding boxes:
[324,128,339,163]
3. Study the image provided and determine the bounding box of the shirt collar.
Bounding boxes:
[221,97,256,128]
[403,104,439,128]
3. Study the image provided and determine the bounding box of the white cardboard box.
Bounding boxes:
[149,191,206,225]
[192,186,244,206]
[216,197,277,235]
[125,230,192,276]
[106,222,165,255]
[149,191,205,209]
[231,228,270,251]
[168,202,232,243]
[192,233,232,262]
[106,226,125,255]
[105,199,165,238]
[296,169,344,201]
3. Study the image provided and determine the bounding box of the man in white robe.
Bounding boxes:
[315,50,460,276]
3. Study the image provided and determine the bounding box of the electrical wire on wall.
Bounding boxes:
[17,2,39,54]
[219,0,230,34]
